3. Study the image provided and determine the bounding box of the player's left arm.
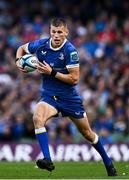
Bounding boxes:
[37,61,79,85]
[54,66,79,85]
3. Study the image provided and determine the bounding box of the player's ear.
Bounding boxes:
[65,27,69,36]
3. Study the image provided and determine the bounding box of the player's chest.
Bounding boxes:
[36,46,66,68]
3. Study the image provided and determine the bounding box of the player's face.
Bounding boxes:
[50,25,68,48]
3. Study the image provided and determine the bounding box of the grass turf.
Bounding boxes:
[0,161,128,179]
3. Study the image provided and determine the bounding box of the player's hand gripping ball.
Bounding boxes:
[20,54,38,72]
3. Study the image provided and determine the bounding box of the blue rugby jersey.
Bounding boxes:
[27,38,79,96]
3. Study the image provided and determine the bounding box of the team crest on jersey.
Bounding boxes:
[70,52,79,62]
[58,53,64,60]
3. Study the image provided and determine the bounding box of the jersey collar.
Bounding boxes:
[49,38,67,51]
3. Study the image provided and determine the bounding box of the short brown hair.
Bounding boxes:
[50,18,67,28]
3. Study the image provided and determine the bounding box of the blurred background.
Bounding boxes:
[0,0,129,149]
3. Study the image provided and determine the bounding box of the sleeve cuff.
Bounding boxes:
[66,64,79,68]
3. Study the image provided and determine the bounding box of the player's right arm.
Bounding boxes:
[15,39,47,72]
[15,43,29,72]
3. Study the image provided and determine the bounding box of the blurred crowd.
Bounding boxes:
[0,0,129,144]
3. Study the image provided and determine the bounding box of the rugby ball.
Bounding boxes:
[20,54,38,72]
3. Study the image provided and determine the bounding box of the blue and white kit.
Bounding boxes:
[27,38,86,119]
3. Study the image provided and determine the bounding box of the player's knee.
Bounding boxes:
[33,113,45,128]
[81,129,94,142]
[82,130,99,144]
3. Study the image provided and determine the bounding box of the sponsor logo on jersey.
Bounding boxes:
[41,50,47,55]
[50,63,54,67]
[75,111,81,115]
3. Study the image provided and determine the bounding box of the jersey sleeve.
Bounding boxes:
[28,38,48,54]
[65,47,79,69]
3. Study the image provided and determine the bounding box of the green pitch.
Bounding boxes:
[0,161,128,179]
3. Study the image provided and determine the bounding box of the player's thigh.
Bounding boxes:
[33,101,58,124]
[70,115,95,142]
[69,114,93,134]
